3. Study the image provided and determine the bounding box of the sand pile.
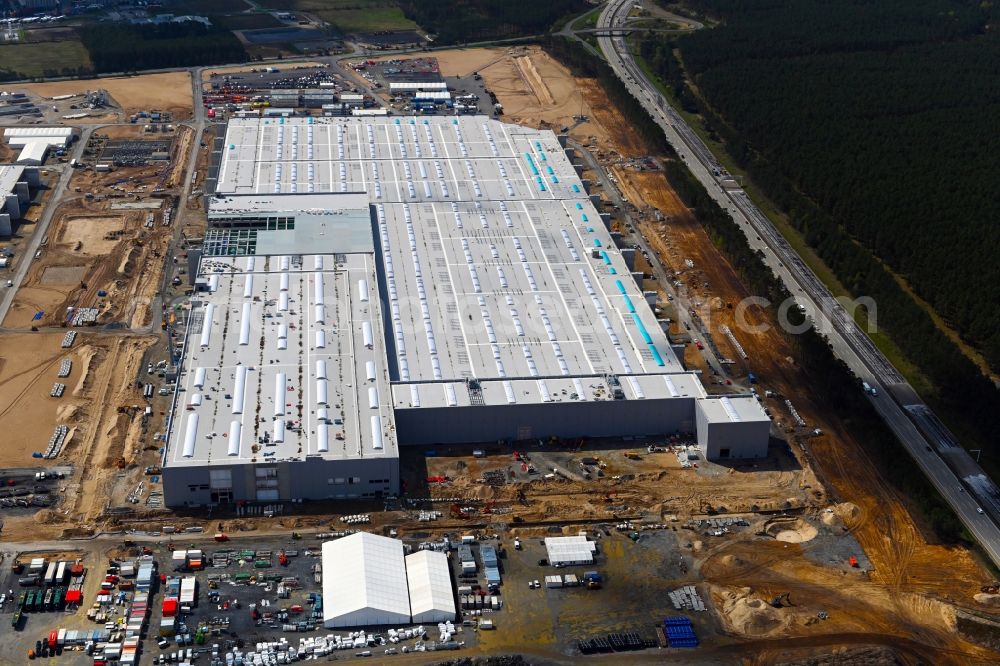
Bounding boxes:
[716,587,791,636]
[765,517,818,543]
[830,502,861,523]
[56,403,79,421]
[73,345,97,396]
[974,593,1000,607]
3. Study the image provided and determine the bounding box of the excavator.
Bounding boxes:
[770,592,792,608]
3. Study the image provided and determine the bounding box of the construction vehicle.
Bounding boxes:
[770,592,792,608]
[278,550,288,567]
[450,504,472,519]
[848,556,859,568]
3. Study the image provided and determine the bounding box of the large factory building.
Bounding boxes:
[161,116,770,507]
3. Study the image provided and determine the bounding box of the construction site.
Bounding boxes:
[0,44,995,665]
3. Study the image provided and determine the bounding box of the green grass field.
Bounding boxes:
[0,41,91,78]
[264,1,419,33]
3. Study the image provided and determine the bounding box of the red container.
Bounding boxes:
[162,598,178,617]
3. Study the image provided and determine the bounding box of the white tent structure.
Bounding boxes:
[544,535,597,566]
[322,533,412,628]
[404,550,456,623]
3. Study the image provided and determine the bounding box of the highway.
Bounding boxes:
[596,0,1000,567]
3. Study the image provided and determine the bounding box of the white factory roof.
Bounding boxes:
[15,142,49,165]
[404,550,456,623]
[211,117,701,409]
[3,126,74,138]
[6,136,68,147]
[544,536,597,566]
[389,82,448,91]
[322,533,412,628]
[698,395,771,424]
[164,253,397,468]
[0,164,26,195]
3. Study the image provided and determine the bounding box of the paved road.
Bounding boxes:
[596,0,1000,567]
[0,127,93,327]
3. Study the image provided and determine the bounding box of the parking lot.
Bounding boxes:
[0,522,719,663]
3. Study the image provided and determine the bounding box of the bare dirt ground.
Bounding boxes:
[4,128,187,330]
[0,332,152,468]
[366,46,639,157]
[0,332,154,539]
[14,71,193,119]
[4,200,171,330]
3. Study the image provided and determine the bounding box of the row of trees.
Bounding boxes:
[636,0,1000,463]
[399,0,586,44]
[80,21,246,73]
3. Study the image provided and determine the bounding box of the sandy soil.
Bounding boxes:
[380,46,635,155]
[0,333,80,463]
[5,202,169,330]
[0,332,149,470]
[765,516,819,543]
[14,71,193,119]
[0,333,154,535]
[59,215,126,255]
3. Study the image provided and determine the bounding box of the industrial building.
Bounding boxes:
[321,533,455,628]
[161,115,770,507]
[2,126,74,165]
[695,396,772,459]
[0,164,40,236]
[160,246,399,507]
